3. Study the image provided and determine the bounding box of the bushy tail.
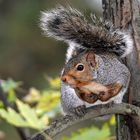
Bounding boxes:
[40,6,133,57]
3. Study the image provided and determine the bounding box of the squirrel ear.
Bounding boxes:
[85,52,97,67]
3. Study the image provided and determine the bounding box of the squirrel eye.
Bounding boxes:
[76,64,84,71]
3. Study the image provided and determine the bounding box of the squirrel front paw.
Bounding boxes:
[98,82,123,102]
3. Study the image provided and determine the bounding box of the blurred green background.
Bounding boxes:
[0,0,102,89]
[0,1,117,140]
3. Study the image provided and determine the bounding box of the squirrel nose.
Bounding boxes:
[61,76,68,83]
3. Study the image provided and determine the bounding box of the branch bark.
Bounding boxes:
[29,103,140,140]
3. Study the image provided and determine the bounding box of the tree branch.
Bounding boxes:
[29,103,140,140]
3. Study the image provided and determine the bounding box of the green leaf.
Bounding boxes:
[16,99,45,129]
[23,87,41,103]
[0,101,4,108]
[1,78,22,92]
[109,115,116,126]
[8,89,16,102]
[36,90,60,114]
[49,78,60,89]
[61,125,111,140]
[0,108,27,127]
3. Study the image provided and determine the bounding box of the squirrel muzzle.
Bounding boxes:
[61,74,91,88]
[61,75,77,87]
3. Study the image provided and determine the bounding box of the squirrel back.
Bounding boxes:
[40,6,133,57]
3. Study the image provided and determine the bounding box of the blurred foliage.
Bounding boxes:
[61,125,110,140]
[1,79,22,102]
[0,100,47,130]
[61,116,116,140]
[0,78,61,130]
[24,77,61,116]
[0,78,116,140]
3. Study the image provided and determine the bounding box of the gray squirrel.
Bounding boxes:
[40,6,133,116]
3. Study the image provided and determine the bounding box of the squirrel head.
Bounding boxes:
[61,51,98,88]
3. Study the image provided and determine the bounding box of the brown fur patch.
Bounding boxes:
[75,82,123,103]
[98,82,123,102]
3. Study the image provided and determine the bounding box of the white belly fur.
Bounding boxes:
[82,82,108,94]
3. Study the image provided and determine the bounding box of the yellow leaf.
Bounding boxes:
[109,115,116,125]
[24,87,41,103]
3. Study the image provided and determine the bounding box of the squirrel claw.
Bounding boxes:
[73,105,87,117]
[106,101,114,108]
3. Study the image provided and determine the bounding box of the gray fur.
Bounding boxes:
[61,82,84,115]
[94,54,130,86]
[61,53,130,114]
[40,6,133,57]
